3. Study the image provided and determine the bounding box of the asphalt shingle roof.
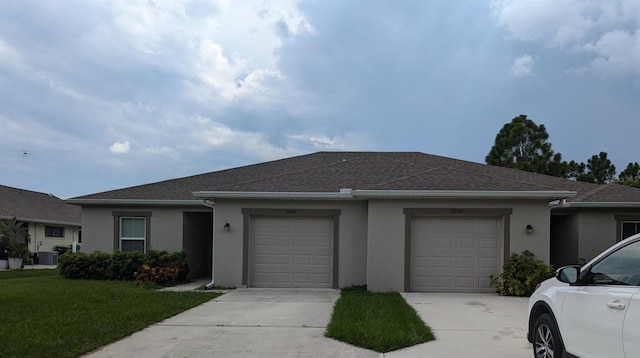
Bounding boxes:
[71,151,640,204]
[0,185,82,225]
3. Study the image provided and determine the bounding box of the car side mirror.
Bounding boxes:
[556,266,580,284]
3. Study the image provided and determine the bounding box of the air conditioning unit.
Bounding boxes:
[38,251,58,265]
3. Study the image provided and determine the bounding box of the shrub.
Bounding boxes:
[490,250,554,297]
[134,264,181,286]
[107,250,145,280]
[58,252,91,279]
[59,249,189,285]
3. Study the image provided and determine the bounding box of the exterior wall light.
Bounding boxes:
[526,224,533,234]
[223,223,230,231]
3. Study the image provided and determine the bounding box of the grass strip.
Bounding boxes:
[326,286,435,352]
[0,269,220,358]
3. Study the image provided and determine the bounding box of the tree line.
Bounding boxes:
[485,114,640,188]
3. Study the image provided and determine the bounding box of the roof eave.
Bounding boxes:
[65,199,204,206]
[555,202,640,208]
[193,191,355,200]
[0,215,81,227]
[193,189,577,200]
[353,190,577,199]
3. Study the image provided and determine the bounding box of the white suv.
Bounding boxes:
[528,233,640,358]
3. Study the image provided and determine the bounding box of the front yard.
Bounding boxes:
[0,270,220,358]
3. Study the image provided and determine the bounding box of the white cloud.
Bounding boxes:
[109,141,130,155]
[97,0,312,105]
[511,54,534,77]
[491,0,640,76]
[585,29,640,75]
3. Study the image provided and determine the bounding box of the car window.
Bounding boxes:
[587,241,640,285]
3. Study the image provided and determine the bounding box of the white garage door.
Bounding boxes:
[411,217,499,292]
[251,217,333,288]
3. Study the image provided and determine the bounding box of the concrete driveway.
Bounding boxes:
[84,289,531,358]
[389,293,532,358]
[84,288,377,358]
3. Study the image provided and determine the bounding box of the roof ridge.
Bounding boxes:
[0,184,60,199]
[209,152,379,191]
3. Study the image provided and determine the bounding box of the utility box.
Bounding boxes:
[38,251,58,265]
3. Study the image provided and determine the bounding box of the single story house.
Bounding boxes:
[67,152,640,292]
[1,185,82,261]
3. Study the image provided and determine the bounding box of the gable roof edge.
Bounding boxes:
[65,199,203,206]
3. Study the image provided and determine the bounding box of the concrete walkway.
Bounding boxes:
[84,288,377,358]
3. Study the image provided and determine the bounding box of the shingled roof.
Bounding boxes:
[0,185,82,225]
[69,152,640,205]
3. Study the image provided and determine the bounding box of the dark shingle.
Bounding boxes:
[70,151,640,203]
[0,185,82,225]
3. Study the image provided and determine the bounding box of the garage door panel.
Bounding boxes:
[456,277,475,289]
[433,276,454,289]
[478,277,492,289]
[478,238,498,248]
[479,257,497,268]
[272,255,292,264]
[411,217,500,292]
[433,257,453,268]
[314,255,331,265]
[457,257,476,268]
[251,216,333,288]
[293,273,311,284]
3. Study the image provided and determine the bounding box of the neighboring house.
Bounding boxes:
[551,184,640,267]
[0,185,82,258]
[67,152,640,292]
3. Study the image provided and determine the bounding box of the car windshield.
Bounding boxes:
[587,241,640,286]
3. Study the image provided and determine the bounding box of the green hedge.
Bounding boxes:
[59,249,189,283]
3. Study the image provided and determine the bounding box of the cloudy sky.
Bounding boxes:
[1,0,638,198]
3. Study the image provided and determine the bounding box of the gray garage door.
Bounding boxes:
[411,217,499,292]
[251,216,333,288]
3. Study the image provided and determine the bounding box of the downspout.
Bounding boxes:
[202,200,216,289]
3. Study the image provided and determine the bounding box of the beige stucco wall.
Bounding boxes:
[366,199,552,292]
[575,209,640,262]
[212,199,369,288]
[80,197,554,293]
[27,223,80,253]
[80,205,201,253]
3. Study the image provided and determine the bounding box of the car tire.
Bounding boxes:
[532,313,564,358]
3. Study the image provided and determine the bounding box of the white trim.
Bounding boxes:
[553,202,640,208]
[193,189,576,200]
[352,190,576,199]
[193,191,355,200]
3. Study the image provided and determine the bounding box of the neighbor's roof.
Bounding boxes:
[0,185,82,225]
[67,152,640,206]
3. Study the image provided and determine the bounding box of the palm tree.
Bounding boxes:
[0,217,31,260]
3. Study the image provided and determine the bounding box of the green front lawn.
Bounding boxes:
[325,286,435,352]
[0,269,220,358]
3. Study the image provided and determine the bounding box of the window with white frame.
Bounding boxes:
[120,217,146,252]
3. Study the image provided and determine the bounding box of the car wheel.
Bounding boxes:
[532,313,564,358]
